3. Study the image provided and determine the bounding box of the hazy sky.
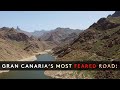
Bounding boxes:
[0,11,115,32]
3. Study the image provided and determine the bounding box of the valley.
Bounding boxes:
[0,11,120,79]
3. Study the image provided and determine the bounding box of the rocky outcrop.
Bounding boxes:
[24,43,39,52]
[16,26,32,37]
[89,18,120,30]
[30,35,38,41]
[6,33,30,41]
[60,32,79,43]
[0,33,5,39]
[111,11,120,17]
[0,27,30,41]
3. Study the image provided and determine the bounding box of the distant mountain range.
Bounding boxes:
[16,26,82,39]
[39,27,83,45]
[16,26,83,46]
[0,26,83,60]
[16,26,47,37]
[31,30,47,37]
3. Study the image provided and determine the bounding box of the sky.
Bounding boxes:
[0,11,115,32]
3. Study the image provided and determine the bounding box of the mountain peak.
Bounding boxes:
[56,27,70,30]
[89,17,120,30]
[16,26,21,31]
[111,11,120,17]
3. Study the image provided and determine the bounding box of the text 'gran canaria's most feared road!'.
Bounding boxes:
[0,11,120,79]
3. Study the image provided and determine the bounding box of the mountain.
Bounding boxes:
[0,27,51,61]
[54,12,120,60]
[111,11,120,17]
[16,26,47,37]
[16,26,83,45]
[40,27,83,46]
[45,11,120,79]
[16,26,48,38]
[17,27,83,55]
[16,26,32,37]
[31,30,47,37]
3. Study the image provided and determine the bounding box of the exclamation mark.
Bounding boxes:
[116,64,117,68]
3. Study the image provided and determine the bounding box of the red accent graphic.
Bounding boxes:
[74,64,97,69]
